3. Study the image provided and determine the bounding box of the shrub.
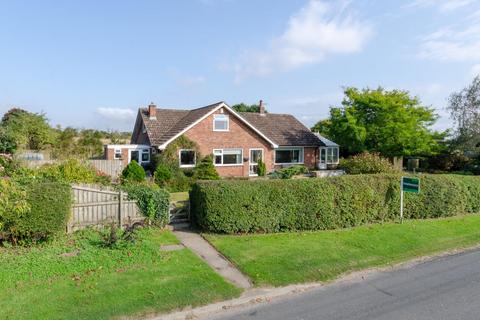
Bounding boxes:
[269,165,308,179]
[121,183,170,227]
[0,179,71,244]
[190,174,480,234]
[10,159,111,185]
[154,163,173,186]
[0,179,30,242]
[121,160,146,183]
[194,155,219,180]
[257,158,266,177]
[340,152,399,174]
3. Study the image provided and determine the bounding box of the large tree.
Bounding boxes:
[232,103,264,113]
[1,108,55,152]
[447,76,480,149]
[312,87,444,157]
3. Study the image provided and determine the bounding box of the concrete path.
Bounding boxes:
[173,228,252,289]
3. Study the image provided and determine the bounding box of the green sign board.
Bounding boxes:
[402,177,420,194]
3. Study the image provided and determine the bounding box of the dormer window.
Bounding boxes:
[213,114,229,131]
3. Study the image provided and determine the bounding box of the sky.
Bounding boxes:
[1,0,480,132]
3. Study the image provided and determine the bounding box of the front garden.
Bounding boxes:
[0,229,240,319]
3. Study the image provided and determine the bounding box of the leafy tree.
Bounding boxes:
[194,155,219,180]
[121,160,146,183]
[77,129,103,158]
[312,87,443,157]
[447,76,480,149]
[232,103,264,113]
[154,163,173,186]
[1,108,55,151]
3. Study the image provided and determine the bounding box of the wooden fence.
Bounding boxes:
[68,185,144,232]
[21,159,125,177]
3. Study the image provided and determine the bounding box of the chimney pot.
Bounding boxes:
[259,99,265,115]
[148,102,157,119]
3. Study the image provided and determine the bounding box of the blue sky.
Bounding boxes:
[1,0,479,131]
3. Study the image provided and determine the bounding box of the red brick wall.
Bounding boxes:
[184,108,275,177]
[105,147,130,166]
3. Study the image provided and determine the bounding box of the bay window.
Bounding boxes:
[320,147,339,165]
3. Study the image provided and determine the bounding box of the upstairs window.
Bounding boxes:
[213,114,229,131]
[179,149,196,167]
[114,149,122,159]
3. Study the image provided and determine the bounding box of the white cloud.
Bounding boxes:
[230,0,373,81]
[177,75,206,87]
[418,18,480,61]
[406,0,476,12]
[96,107,136,122]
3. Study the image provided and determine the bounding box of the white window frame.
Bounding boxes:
[213,148,243,166]
[274,147,304,165]
[213,114,229,132]
[114,148,122,159]
[179,149,196,168]
[319,147,339,165]
[141,149,150,162]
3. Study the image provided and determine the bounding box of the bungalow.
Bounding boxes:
[105,101,340,177]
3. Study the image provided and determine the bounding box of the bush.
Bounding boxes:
[194,155,219,180]
[340,152,399,174]
[9,159,111,185]
[121,160,146,183]
[257,158,266,177]
[0,179,71,244]
[190,174,480,234]
[121,183,170,227]
[0,179,30,242]
[269,165,308,179]
[154,163,172,186]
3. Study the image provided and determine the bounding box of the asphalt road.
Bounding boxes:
[211,249,480,320]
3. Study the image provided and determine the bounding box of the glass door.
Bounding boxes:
[130,150,140,163]
[249,149,263,176]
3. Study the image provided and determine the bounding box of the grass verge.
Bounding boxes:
[205,215,480,287]
[0,228,241,319]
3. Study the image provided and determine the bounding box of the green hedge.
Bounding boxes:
[0,180,71,244]
[190,174,480,234]
[120,183,170,227]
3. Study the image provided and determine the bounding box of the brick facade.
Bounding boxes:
[180,108,319,177]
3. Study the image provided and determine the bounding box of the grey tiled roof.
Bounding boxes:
[239,112,326,147]
[140,102,222,146]
[139,102,328,147]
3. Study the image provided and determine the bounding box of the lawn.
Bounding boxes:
[205,215,480,287]
[0,228,241,320]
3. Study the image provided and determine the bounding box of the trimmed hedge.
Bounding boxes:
[190,174,480,234]
[0,180,71,244]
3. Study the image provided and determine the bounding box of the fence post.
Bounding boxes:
[118,191,123,228]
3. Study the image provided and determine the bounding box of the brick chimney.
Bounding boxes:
[259,99,265,115]
[148,102,157,120]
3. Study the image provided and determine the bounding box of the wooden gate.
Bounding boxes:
[69,185,144,232]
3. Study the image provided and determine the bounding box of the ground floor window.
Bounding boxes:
[213,148,243,165]
[320,147,339,164]
[275,147,304,164]
[141,149,150,162]
[179,149,196,167]
[114,149,122,159]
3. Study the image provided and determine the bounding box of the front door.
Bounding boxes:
[249,149,263,176]
[130,150,140,163]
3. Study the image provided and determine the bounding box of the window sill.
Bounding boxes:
[214,164,244,167]
[180,164,196,168]
[274,162,305,165]
[213,129,230,132]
